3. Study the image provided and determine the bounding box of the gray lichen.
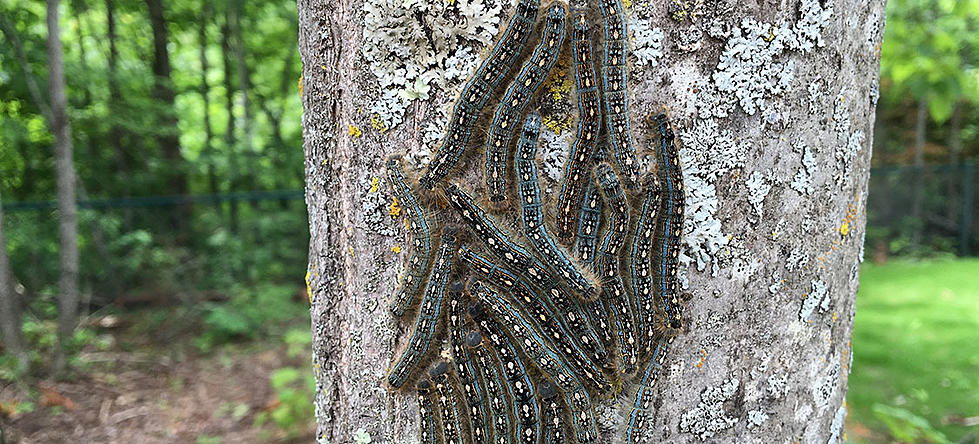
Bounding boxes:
[799,279,829,321]
[790,142,817,195]
[745,171,772,221]
[678,378,741,440]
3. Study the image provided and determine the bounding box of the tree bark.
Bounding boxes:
[199,5,221,204]
[299,0,885,442]
[221,11,240,233]
[145,0,189,232]
[0,187,28,374]
[48,0,80,377]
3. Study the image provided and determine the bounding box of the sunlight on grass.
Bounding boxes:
[848,259,979,442]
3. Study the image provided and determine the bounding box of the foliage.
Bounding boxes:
[253,328,314,437]
[872,404,951,443]
[194,284,306,352]
[848,259,979,442]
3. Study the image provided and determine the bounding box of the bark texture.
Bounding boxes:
[0,187,27,373]
[299,0,885,442]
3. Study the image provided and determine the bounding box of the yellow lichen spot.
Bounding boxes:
[298,77,304,97]
[305,270,313,303]
[695,349,707,369]
[833,311,838,322]
[765,28,776,42]
[839,221,850,236]
[349,124,363,138]
[389,196,402,219]
[371,115,388,133]
[321,65,327,70]
[369,177,380,193]
[622,0,631,7]
[349,246,354,256]
[392,245,402,253]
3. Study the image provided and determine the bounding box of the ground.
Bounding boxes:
[0,309,315,444]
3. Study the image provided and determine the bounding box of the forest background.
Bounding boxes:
[0,0,976,442]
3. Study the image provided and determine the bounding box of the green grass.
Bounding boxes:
[848,258,979,442]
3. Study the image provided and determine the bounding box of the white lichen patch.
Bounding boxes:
[790,141,817,195]
[745,171,772,221]
[767,374,787,399]
[827,405,847,444]
[799,279,830,321]
[630,17,664,67]
[807,79,824,113]
[678,378,741,440]
[361,0,503,128]
[811,360,841,412]
[746,409,769,428]
[361,176,398,237]
[538,128,572,192]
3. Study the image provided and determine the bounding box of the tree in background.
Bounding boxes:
[0,187,27,374]
[300,0,884,441]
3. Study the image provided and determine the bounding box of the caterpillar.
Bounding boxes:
[625,338,671,444]
[599,0,640,189]
[386,156,434,317]
[388,234,456,389]
[457,245,609,378]
[467,301,541,444]
[471,282,599,444]
[485,4,567,202]
[431,361,468,444]
[448,282,492,444]
[416,379,439,444]
[650,114,685,329]
[539,381,567,444]
[514,112,599,299]
[595,163,638,375]
[442,184,554,291]
[419,0,540,190]
[574,175,603,267]
[629,175,662,358]
[467,331,516,444]
[556,11,602,240]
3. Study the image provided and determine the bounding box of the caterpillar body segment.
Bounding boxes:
[514,113,600,299]
[625,339,670,444]
[448,284,492,444]
[466,331,516,444]
[629,175,662,358]
[388,234,456,388]
[486,4,568,202]
[431,361,468,444]
[420,0,541,190]
[386,157,434,317]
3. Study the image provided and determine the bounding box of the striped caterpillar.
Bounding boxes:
[625,338,671,444]
[387,234,455,389]
[514,112,600,299]
[539,381,567,444]
[575,175,603,267]
[471,282,599,443]
[599,0,641,189]
[467,304,541,444]
[457,245,609,380]
[595,163,639,375]
[416,379,438,444]
[419,0,540,190]
[448,282,492,444]
[486,4,567,202]
[430,361,468,444]
[629,175,662,358]
[386,156,433,317]
[466,331,516,444]
[650,114,685,329]
[556,10,602,240]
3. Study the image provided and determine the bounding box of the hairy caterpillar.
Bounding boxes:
[448,282,492,444]
[467,331,516,444]
[574,176,603,267]
[514,112,599,299]
[431,361,468,444]
[416,379,439,444]
[386,156,434,317]
[595,163,638,374]
[629,175,662,358]
[467,301,541,444]
[556,11,602,240]
[539,381,567,444]
[420,0,541,190]
[650,114,685,329]
[458,245,609,380]
[625,338,670,444]
[388,234,455,389]
[486,4,567,202]
[599,0,640,189]
[471,282,599,444]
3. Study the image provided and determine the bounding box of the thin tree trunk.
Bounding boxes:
[300,0,885,442]
[911,100,927,247]
[199,5,221,206]
[229,0,259,207]
[145,0,189,233]
[221,14,240,233]
[105,0,132,178]
[48,0,80,377]
[0,188,28,374]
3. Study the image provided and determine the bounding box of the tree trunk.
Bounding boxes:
[299,0,885,442]
[199,5,221,204]
[145,0,189,232]
[0,187,28,374]
[221,13,240,233]
[105,0,133,179]
[48,0,80,377]
[229,0,259,207]
[911,99,927,247]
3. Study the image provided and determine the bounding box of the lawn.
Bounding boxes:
[847,259,979,443]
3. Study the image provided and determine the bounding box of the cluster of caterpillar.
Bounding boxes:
[382,0,687,441]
